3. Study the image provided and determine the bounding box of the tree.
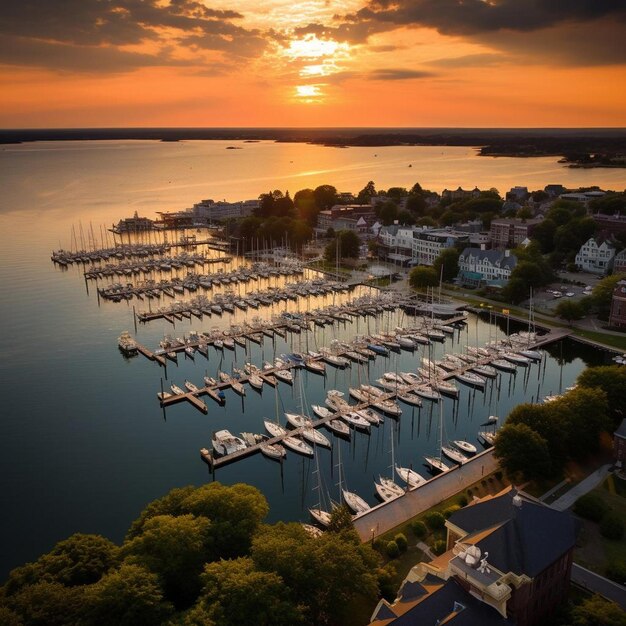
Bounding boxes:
[571,594,626,626]
[554,299,586,324]
[328,505,354,533]
[577,365,626,424]
[378,201,399,225]
[197,557,301,626]
[507,403,566,470]
[325,230,360,262]
[293,188,318,224]
[250,522,378,625]
[532,218,557,253]
[2,534,119,596]
[313,185,338,210]
[86,563,173,626]
[386,187,408,200]
[3,581,86,626]
[406,194,427,215]
[122,514,211,607]
[357,181,377,203]
[574,493,609,522]
[433,248,460,283]
[397,209,416,225]
[128,483,268,561]
[551,387,610,459]
[591,274,625,319]
[409,266,438,291]
[494,423,551,481]
[600,512,624,541]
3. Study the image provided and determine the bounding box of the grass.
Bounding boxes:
[574,475,626,576]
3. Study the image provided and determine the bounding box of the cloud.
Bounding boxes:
[0,0,265,71]
[338,0,626,65]
[368,68,436,80]
[427,53,507,68]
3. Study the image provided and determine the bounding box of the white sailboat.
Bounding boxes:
[375,424,405,502]
[424,402,450,474]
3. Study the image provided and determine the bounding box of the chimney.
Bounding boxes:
[504,249,510,257]
[480,243,486,251]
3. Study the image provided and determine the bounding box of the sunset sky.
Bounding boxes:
[1,0,625,128]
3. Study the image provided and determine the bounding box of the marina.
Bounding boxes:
[3,137,622,580]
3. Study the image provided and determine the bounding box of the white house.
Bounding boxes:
[575,237,616,275]
[457,248,517,287]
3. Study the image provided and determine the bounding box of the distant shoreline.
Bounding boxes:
[2,127,625,167]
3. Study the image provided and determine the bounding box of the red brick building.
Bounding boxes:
[609,280,626,328]
[370,488,576,626]
[614,418,626,469]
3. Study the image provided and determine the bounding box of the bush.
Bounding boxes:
[495,471,503,481]
[457,495,468,507]
[432,540,447,556]
[377,565,397,601]
[372,538,385,552]
[424,512,445,531]
[600,513,625,541]
[606,561,626,584]
[394,534,408,553]
[443,505,461,519]
[574,493,609,522]
[386,541,400,559]
[411,521,427,539]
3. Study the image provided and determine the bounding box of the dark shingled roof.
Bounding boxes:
[391,578,513,625]
[448,490,576,578]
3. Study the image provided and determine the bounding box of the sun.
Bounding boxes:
[285,36,348,59]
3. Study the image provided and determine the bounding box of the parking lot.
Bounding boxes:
[532,270,601,314]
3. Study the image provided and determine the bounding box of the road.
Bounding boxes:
[572,564,626,610]
[550,465,612,511]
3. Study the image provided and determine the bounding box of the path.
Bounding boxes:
[550,465,612,511]
[572,564,626,610]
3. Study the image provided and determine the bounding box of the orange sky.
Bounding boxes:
[1,0,625,127]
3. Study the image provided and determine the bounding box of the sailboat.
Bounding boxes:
[264,385,313,457]
[309,449,333,527]
[339,443,371,515]
[375,424,405,502]
[424,401,450,474]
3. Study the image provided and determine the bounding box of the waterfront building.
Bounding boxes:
[442,186,481,202]
[614,418,626,469]
[378,225,469,266]
[113,211,155,233]
[370,488,576,626]
[457,248,517,288]
[490,218,543,249]
[609,279,626,328]
[157,198,259,227]
[560,190,606,205]
[575,236,616,275]
[593,213,626,236]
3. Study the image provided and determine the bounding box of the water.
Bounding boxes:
[0,140,619,581]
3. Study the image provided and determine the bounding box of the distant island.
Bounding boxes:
[1,127,625,167]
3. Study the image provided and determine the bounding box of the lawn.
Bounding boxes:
[574,474,626,577]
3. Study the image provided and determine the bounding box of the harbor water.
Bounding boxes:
[0,139,619,580]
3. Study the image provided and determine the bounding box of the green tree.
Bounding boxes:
[409,266,438,291]
[406,194,427,215]
[554,299,586,324]
[313,185,338,210]
[327,504,354,533]
[592,274,625,319]
[433,248,460,283]
[571,594,626,626]
[86,563,173,626]
[386,187,408,200]
[293,188,318,224]
[532,218,557,253]
[397,209,416,225]
[551,387,610,458]
[507,403,566,470]
[600,512,624,541]
[574,493,609,522]
[378,201,399,225]
[577,365,626,424]
[122,514,211,608]
[2,534,118,596]
[0,606,21,626]
[197,557,301,626]
[357,181,377,203]
[3,581,86,626]
[494,423,551,481]
[325,230,361,262]
[128,483,268,561]
[251,522,378,625]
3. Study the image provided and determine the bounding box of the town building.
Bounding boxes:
[507,186,529,202]
[574,237,616,275]
[613,250,626,274]
[544,184,566,197]
[613,418,626,469]
[457,248,517,288]
[490,218,543,249]
[593,213,626,237]
[316,204,376,235]
[370,488,577,626]
[113,211,155,233]
[442,186,481,202]
[609,279,626,328]
[560,190,606,204]
[157,198,259,227]
[378,225,469,266]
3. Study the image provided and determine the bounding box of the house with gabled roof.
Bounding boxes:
[370,487,576,626]
[457,248,517,288]
[574,236,616,275]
